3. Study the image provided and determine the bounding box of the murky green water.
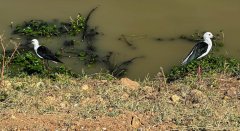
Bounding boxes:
[1,0,240,79]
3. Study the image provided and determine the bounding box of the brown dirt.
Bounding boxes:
[0,74,240,130]
[0,111,176,130]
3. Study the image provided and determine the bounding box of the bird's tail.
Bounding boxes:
[181,58,189,65]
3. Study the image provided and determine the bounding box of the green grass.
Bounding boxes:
[167,55,240,82]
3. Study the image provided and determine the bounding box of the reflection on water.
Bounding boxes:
[0,0,240,79]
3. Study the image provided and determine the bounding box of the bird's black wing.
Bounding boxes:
[37,46,63,63]
[182,42,208,65]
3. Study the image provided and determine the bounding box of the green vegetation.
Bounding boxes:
[3,51,75,79]
[61,14,85,36]
[167,55,240,82]
[12,52,45,74]
[14,20,60,37]
[13,15,85,38]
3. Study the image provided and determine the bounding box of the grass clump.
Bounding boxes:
[167,55,240,82]
[7,51,76,78]
[12,52,45,75]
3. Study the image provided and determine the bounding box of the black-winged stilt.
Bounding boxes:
[31,39,63,63]
[182,32,214,65]
[181,32,214,80]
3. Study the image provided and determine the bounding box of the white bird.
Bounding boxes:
[31,39,63,63]
[182,32,214,65]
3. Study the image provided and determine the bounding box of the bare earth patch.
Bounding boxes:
[0,73,240,130]
[0,111,177,130]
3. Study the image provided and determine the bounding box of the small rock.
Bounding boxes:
[121,93,129,100]
[108,108,113,111]
[101,80,108,83]
[120,78,140,90]
[143,86,154,93]
[225,87,237,98]
[11,115,16,119]
[65,93,71,99]
[60,101,69,108]
[71,125,76,130]
[170,95,181,103]
[3,80,12,88]
[45,96,56,105]
[81,84,89,90]
[223,96,230,100]
[70,80,77,85]
[36,82,45,88]
[189,89,207,104]
[131,116,141,129]
[13,82,23,88]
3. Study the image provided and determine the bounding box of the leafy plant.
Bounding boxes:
[10,51,77,78]
[13,14,86,38]
[12,52,45,74]
[61,14,85,36]
[14,20,60,37]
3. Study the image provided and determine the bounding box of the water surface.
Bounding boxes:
[1,0,240,79]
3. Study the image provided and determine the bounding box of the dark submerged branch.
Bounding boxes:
[119,35,136,49]
[82,7,98,41]
[102,52,143,77]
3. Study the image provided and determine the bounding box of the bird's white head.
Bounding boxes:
[31,39,39,46]
[203,32,214,39]
[31,39,40,49]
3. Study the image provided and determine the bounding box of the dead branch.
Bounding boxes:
[0,35,6,85]
[82,7,98,41]
[5,40,21,67]
[0,35,21,86]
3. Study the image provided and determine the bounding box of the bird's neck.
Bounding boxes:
[34,44,40,51]
[204,38,212,45]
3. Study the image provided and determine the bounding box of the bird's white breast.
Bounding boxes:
[197,38,212,59]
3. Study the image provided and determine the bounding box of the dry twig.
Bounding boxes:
[0,35,20,86]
